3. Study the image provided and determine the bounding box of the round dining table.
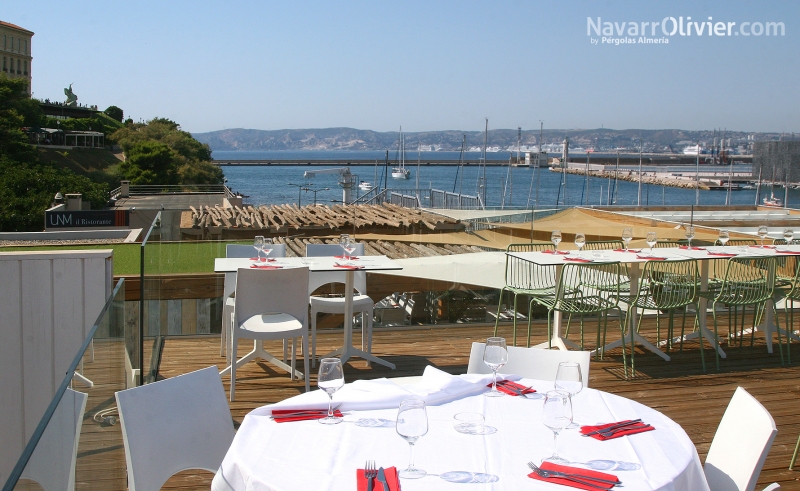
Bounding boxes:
[211,370,709,491]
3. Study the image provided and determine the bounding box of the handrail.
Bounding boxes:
[2,278,126,491]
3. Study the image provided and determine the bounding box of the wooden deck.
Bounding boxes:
[62,315,800,490]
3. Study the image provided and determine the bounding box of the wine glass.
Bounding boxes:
[483,337,508,397]
[555,362,583,429]
[551,230,562,252]
[685,226,696,249]
[339,234,351,259]
[784,229,794,250]
[574,233,586,256]
[621,228,633,252]
[253,236,264,262]
[718,229,730,247]
[396,399,428,479]
[758,225,768,248]
[541,390,572,464]
[646,231,657,256]
[317,358,344,425]
[343,238,357,262]
[262,237,273,260]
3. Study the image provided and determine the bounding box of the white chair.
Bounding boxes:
[704,387,779,491]
[20,388,87,491]
[114,366,235,491]
[220,267,310,400]
[306,243,374,367]
[466,342,591,386]
[221,243,287,360]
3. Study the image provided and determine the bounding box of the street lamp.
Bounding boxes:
[302,186,329,205]
[287,183,305,206]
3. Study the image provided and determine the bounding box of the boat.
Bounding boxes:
[763,195,783,207]
[683,145,702,155]
[391,128,411,179]
[358,181,373,192]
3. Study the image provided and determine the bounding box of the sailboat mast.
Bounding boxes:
[481,118,488,205]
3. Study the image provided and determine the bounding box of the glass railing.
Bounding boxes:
[2,278,128,491]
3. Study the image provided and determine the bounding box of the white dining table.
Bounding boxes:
[215,255,402,370]
[507,244,800,359]
[211,367,710,491]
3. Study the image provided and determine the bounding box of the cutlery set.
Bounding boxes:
[363,461,391,491]
[528,461,621,489]
[581,418,650,437]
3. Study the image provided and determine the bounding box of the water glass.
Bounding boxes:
[718,230,729,247]
[684,226,695,248]
[758,225,768,248]
[574,233,586,254]
[339,234,352,259]
[551,230,562,252]
[483,337,508,397]
[317,358,344,424]
[646,231,657,256]
[262,237,273,259]
[253,236,264,262]
[397,399,428,479]
[555,362,583,429]
[542,390,572,463]
[784,229,794,249]
[621,228,633,252]
[453,412,485,435]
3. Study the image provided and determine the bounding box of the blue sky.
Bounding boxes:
[5,0,798,134]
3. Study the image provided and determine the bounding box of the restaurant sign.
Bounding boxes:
[46,210,129,229]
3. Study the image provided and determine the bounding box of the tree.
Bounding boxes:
[104,105,124,122]
[0,78,38,162]
[118,140,178,185]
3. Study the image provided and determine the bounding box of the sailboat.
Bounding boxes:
[391,127,411,179]
[763,168,783,207]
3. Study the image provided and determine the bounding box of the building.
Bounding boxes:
[1,20,33,95]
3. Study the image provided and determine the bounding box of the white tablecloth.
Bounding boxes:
[212,367,709,491]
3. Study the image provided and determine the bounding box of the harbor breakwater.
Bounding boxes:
[550,167,746,190]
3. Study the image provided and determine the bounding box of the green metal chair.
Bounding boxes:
[615,258,700,377]
[772,253,800,365]
[493,242,555,347]
[698,256,781,370]
[530,261,621,357]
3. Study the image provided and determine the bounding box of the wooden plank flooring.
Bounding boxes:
[58,315,800,490]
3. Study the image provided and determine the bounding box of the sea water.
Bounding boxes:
[213,150,782,209]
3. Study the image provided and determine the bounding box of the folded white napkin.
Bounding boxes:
[251,365,519,416]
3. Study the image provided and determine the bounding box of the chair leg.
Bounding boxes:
[291,337,297,381]
[302,335,310,392]
[512,293,519,347]
[229,333,238,402]
[791,432,800,470]
[620,309,630,379]
[311,309,318,368]
[711,305,720,371]
[493,288,506,337]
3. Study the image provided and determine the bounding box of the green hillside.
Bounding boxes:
[37,147,122,186]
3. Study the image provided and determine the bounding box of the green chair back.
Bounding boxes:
[713,256,776,306]
[630,258,699,310]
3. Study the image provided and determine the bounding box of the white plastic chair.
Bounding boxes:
[306,243,373,367]
[221,243,288,359]
[114,366,235,491]
[704,387,779,491]
[466,342,591,387]
[20,388,87,491]
[220,266,310,400]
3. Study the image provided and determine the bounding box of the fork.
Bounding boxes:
[527,461,620,488]
[365,460,377,491]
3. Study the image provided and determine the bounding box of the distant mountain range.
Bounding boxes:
[193,127,791,153]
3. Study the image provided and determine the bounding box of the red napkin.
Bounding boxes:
[356,466,400,491]
[636,255,666,260]
[528,462,619,490]
[271,409,343,423]
[335,255,359,260]
[707,251,737,257]
[543,250,570,255]
[564,257,592,263]
[750,245,777,249]
[487,379,536,396]
[679,246,706,250]
[335,264,365,270]
[613,248,641,253]
[250,264,282,269]
[580,420,654,440]
[249,257,265,261]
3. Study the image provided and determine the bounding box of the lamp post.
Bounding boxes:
[302,186,329,205]
[287,183,305,206]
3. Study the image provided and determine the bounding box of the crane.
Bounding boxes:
[303,167,358,204]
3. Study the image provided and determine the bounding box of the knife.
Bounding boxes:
[582,419,642,436]
[376,467,391,491]
[599,423,652,437]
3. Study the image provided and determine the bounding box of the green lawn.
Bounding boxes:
[0,242,252,275]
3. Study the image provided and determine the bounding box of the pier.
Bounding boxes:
[212,158,512,166]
